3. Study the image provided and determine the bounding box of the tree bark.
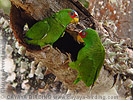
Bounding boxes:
[9,0,132,95]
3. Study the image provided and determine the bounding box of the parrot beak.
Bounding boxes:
[77,34,84,43]
[70,16,79,24]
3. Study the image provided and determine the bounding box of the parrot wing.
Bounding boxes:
[25,20,50,40]
[78,56,96,87]
[91,50,105,87]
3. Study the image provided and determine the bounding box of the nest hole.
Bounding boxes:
[10,4,84,60]
[53,32,84,61]
[10,4,42,51]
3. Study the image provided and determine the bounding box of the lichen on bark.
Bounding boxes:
[7,0,133,97]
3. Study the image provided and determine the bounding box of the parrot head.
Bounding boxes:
[56,9,79,25]
[78,28,100,45]
[68,9,79,24]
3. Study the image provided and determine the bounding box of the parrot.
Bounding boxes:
[24,9,79,47]
[69,28,105,87]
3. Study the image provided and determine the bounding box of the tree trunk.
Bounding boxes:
[9,0,132,95]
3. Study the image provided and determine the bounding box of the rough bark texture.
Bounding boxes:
[9,0,132,96]
[9,0,95,51]
[89,0,133,40]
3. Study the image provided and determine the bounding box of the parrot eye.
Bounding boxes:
[70,12,74,16]
[82,32,86,36]
[68,11,77,18]
[79,31,87,38]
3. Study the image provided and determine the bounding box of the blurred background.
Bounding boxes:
[0,0,11,14]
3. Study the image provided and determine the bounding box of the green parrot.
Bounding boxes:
[69,28,105,87]
[24,9,79,47]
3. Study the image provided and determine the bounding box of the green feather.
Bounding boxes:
[25,20,49,40]
[24,9,78,47]
[69,28,105,87]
